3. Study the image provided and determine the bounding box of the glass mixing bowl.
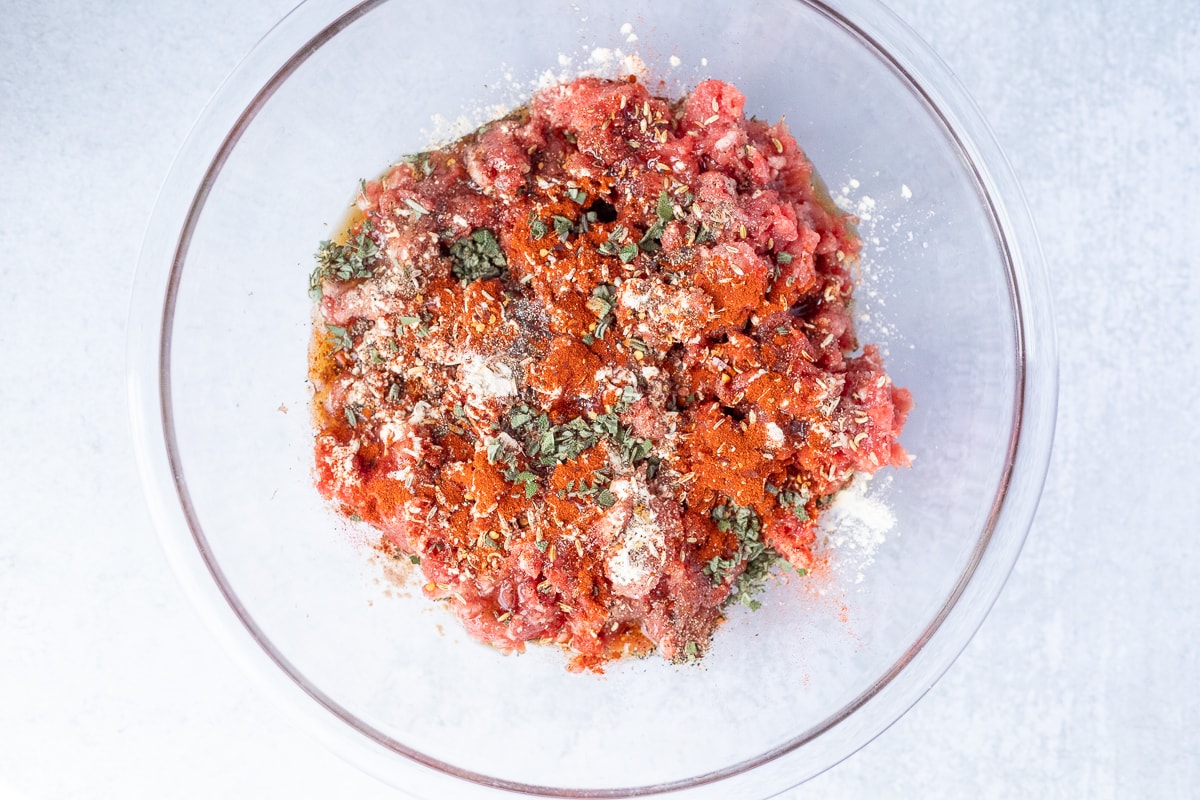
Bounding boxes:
[128,0,1057,796]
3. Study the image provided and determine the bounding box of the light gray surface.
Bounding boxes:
[0,1,1196,798]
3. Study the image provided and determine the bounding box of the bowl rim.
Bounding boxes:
[127,0,1058,796]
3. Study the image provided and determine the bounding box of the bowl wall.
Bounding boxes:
[133,0,1054,796]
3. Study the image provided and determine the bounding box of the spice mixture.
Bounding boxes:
[308,76,911,668]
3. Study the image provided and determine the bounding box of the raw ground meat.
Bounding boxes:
[308,76,911,669]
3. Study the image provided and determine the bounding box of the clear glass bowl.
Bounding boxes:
[128,0,1057,797]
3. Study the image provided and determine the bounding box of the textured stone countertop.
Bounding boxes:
[2,1,1197,797]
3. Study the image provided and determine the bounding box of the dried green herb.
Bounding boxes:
[639,220,666,253]
[401,151,433,177]
[552,215,574,242]
[778,487,810,521]
[597,226,630,257]
[656,190,675,222]
[613,384,640,413]
[730,547,779,611]
[325,324,353,352]
[705,501,780,610]
[310,222,380,300]
[583,283,617,345]
[503,395,655,509]
[450,228,507,283]
[404,198,430,218]
[530,216,549,240]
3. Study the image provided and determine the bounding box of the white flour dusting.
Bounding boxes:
[820,473,896,585]
[833,176,920,354]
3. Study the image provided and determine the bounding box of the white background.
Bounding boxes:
[2,1,1197,797]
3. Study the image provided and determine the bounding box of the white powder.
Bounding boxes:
[605,477,666,595]
[832,176,921,351]
[458,355,516,400]
[409,400,430,425]
[764,422,785,447]
[820,473,896,585]
[837,189,876,222]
